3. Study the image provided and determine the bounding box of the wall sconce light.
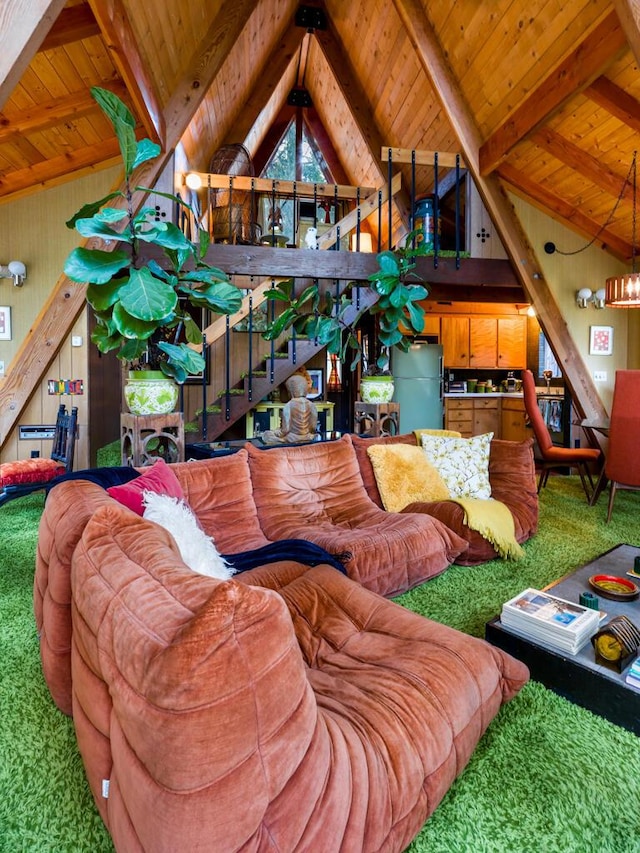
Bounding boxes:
[350,232,373,253]
[0,260,26,286]
[576,287,606,309]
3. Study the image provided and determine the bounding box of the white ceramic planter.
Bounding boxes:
[359,375,395,404]
[124,370,179,415]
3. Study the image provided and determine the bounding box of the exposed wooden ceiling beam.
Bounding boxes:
[530,127,633,204]
[0,137,122,202]
[0,0,66,110]
[88,0,164,145]
[39,3,101,50]
[585,75,640,134]
[612,1,640,72]
[497,162,632,261]
[0,82,129,144]
[0,0,258,448]
[479,10,627,176]
[392,0,608,425]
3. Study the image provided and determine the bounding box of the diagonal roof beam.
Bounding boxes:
[531,127,634,205]
[479,10,627,176]
[0,82,129,145]
[498,162,632,261]
[303,108,350,185]
[88,0,164,145]
[392,0,607,425]
[0,0,257,448]
[612,1,640,70]
[39,4,101,50]
[585,76,640,133]
[0,0,66,110]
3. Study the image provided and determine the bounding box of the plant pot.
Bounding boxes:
[359,375,395,404]
[124,370,179,415]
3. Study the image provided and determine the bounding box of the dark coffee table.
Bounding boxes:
[485,544,640,734]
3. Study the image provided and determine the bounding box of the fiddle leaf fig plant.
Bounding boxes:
[64,87,243,383]
[263,228,430,372]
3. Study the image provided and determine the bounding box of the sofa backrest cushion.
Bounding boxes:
[71,504,319,851]
[350,433,417,507]
[246,435,380,530]
[169,450,269,553]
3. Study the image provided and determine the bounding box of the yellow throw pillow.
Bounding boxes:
[366,444,450,512]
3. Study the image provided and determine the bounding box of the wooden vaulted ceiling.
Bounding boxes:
[2,0,640,443]
[2,0,640,263]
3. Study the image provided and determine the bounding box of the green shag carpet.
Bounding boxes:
[1,477,639,852]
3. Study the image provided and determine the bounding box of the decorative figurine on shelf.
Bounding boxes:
[261,373,318,445]
[304,226,319,250]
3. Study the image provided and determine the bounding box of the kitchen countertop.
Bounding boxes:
[444,392,523,398]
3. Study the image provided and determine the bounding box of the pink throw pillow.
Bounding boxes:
[106,458,185,516]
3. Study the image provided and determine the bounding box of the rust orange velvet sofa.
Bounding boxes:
[33,437,530,850]
[350,433,539,565]
[68,502,527,852]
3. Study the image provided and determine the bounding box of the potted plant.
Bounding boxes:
[63,87,243,415]
[263,230,431,388]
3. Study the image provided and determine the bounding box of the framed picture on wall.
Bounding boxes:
[0,306,11,340]
[589,325,613,356]
[307,369,323,400]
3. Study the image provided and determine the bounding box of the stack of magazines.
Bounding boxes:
[501,588,600,655]
[625,657,640,691]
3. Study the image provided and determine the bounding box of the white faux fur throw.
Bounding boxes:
[142,491,235,580]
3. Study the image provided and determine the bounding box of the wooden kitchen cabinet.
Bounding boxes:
[497,317,527,368]
[442,314,526,369]
[445,396,499,437]
[441,317,470,367]
[473,397,499,435]
[501,396,531,442]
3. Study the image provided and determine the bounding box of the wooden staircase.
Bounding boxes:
[194,336,326,441]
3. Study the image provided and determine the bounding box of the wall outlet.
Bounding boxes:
[0,360,4,376]
[593,370,607,382]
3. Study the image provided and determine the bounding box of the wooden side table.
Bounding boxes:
[120,412,185,466]
[353,402,400,437]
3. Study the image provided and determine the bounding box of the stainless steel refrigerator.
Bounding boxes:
[391,344,444,432]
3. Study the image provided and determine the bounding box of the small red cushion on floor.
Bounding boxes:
[0,459,65,486]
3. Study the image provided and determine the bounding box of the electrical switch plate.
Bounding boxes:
[593,370,607,382]
[0,360,4,376]
[71,335,83,347]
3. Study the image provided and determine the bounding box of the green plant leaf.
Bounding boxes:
[74,216,131,242]
[137,221,193,251]
[407,301,425,333]
[180,268,229,285]
[263,307,296,339]
[119,267,178,321]
[406,283,429,301]
[132,138,161,171]
[86,277,127,312]
[183,314,203,344]
[91,323,122,353]
[119,337,148,361]
[158,341,205,376]
[64,247,130,283]
[389,285,410,308]
[112,302,159,339]
[198,229,210,260]
[91,86,138,177]
[65,192,125,229]
[294,284,318,309]
[265,289,291,302]
[189,281,243,314]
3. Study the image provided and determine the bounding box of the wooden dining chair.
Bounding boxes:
[0,404,78,507]
[605,370,640,522]
[521,370,601,501]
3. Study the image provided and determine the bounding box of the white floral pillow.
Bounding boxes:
[421,432,493,499]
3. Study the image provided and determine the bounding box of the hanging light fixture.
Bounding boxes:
[605,151,640,307]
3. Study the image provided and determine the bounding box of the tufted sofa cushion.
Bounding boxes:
[70,503,528,853]
[246,435,467,596]
[351,433,538,565]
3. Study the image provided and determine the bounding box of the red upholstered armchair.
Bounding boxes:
[522,370,601,501]
[605,370,640,522]
[0,404,78,507]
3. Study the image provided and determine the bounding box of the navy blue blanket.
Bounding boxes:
[224,540,349,575]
